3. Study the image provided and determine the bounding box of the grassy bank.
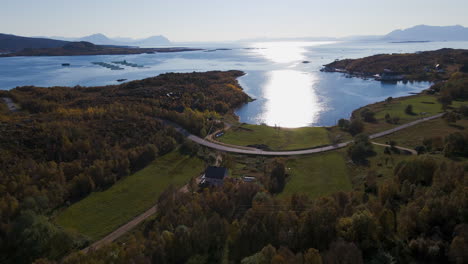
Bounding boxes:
[218,124,330,150]
[280,152,351,199]
[56,151,204,240]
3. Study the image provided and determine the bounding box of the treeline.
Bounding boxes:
[0,71,250,263]
[39,157,468,264]
[433,72,468,106]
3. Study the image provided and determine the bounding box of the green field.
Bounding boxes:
[281,152,351,198]
[56,151,204,240]
[356,95,446,135]
[374,95,443,120]
[218,124,330,150]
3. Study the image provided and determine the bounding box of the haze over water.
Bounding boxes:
[1,40,467,127]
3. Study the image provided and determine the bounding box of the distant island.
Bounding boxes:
[322,48,468,81]
[0,40,201,57]
[383,25,468,42]
[0,33,200,57]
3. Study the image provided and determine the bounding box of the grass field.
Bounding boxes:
[218,124,330,150]
[373,95,443,120]
[374,118,468,148]
[56,151,204,240]
[280,152,351,199]
[358,94,446,135]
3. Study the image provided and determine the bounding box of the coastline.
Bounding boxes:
[0,47,203,57]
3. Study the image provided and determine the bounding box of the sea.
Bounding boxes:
[1,40,467,127]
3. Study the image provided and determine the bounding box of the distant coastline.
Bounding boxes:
[0,41,202,57]
[390,40,431,43]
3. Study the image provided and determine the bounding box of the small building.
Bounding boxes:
[242,176,256,183]
[200,166,228,187]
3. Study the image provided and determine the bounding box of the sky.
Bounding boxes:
[1,0,468,42]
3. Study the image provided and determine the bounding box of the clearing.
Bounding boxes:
[281,152,351,199]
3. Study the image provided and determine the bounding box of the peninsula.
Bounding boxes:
[323,48,468,81]
[0,41,201,57]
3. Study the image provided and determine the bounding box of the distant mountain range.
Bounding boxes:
[50,33,171,46]
[237,25,468,42]
[1,25,468,54]
[383,25,468,41]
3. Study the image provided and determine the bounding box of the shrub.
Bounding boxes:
[405,105,414,115]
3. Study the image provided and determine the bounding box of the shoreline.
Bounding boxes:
[0,47,203,58]
[2,69,434,131]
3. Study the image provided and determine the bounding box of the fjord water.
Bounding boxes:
[1,41,467,127]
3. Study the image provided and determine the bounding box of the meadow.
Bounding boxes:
[280,152,351,198]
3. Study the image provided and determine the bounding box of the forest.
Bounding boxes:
[0,70,250,263]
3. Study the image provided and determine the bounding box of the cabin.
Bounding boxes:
[200,166,228,187]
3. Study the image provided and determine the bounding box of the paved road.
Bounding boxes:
[81,114,442,252]
[161,113,444,156]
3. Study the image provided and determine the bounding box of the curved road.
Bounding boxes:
[163,113,444,156]
[82,113,443,252]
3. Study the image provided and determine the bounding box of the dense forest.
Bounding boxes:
[324,48,468,81]
[0,71,250,263]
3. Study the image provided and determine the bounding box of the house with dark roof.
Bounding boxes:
[200,166,228,187]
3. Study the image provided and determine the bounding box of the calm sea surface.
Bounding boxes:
[1,41,467,127]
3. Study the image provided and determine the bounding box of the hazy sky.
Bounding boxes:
[2,0,467,42]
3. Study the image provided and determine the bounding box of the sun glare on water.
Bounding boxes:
[260,70,323,127]
[246,41,332,127]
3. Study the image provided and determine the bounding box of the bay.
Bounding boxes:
[1,40,467,127]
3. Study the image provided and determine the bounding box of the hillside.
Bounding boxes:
[0,33,69,52]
